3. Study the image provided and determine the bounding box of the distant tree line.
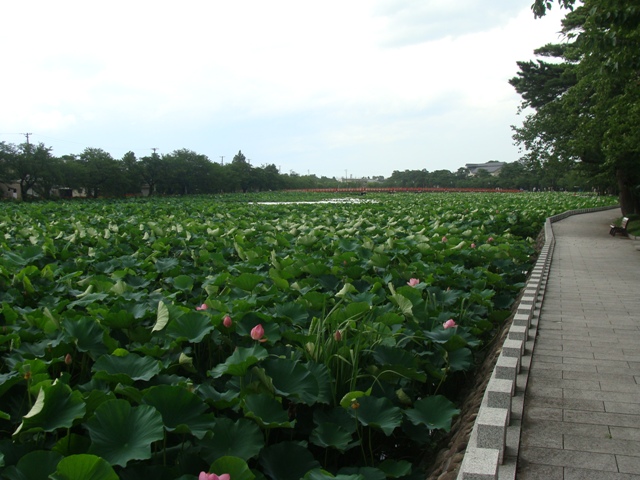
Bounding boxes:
[0,145,342,200]
[384,161,600,192]
[1,140,606,201]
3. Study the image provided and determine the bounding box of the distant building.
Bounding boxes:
[465,161,506,176]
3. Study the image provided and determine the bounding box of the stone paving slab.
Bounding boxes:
[516,209,640,479]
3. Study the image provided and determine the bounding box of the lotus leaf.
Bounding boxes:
[347,396,402,436]
[50,454,118,480]
[263,358,320,405]
[3,450,62,480]
[92,353,161,385]
[14,382,86,436]
[304,471,365,480]
[405,395,460,432]
[242,393,295,429]
[309,422,358,452]
[165,312,215,343]
[200,417,264,462]
[209,345,268,378]
[259,442,321,480]
[86,399,164,467]
[142,385,215,439]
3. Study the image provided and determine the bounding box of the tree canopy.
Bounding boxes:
[512,0,640,213]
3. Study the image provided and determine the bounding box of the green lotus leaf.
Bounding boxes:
[448,347,473,372]
[230,272,265,291]
[371,345,426,381]
[268,268,289,289]
[390,293,413,317]
[309,422,357,453]
[0,372,22,397]
[296,235,318,247]
[50,454,119,480]
[370,253,390,268]
[314,407,357,434]
[209,345,268,378]
[243,393,295,429]
[172,274,194,291]
[86,399,164,467]
[378,459,412,478]
[142,385,215,439]
[152,300,170,333]
[259,441,321,480]
[339,390,369,410]
[14,382,86,436]
[263,358,320,405]
[428,287,464,306]
[3,245,44,267]
[62,318,109,357]
[67,293,110,309]
[348,395,402,436]
[207,456,255,480]
[155,258,179,273]
[197,383,240,409]
[165,312,215,343]
[99,309,137,329]
[306,361,333,405]
[304,470,364,480]
[52,433,92,457]
[423,328,457,344]
[337,467,386,480]
[200,417,263,463]
[274,302,311,325]
[405,395,460,432]
[335,283,356,298]
[92,353,161,385]
[301,261,330,276]
[5,450,63,480]
[337,238,360,252]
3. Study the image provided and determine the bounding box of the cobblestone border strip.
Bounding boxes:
[457,205,620,480]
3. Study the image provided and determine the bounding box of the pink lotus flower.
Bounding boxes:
[487,237,494,243]
[470,243,476,249]
[199,473,230,480]
[442,236,448,243]
[443,319,457,329]
[64,353,73,365]
[223,315,233,328]
[407,278,420,287]
[196,303,208,311]
[251,324,265,341]
[334,330,342,341]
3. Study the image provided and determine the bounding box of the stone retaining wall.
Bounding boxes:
[456,205,620,480]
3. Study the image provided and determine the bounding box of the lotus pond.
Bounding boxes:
[0,192,617,479]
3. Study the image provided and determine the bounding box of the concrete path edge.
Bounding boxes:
[456,205,621,480]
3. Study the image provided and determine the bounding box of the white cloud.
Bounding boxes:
[0,0,566,177]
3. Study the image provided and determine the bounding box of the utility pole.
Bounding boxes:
[23,132,32,145]
[151,147,159,154]
[220,156,224,165]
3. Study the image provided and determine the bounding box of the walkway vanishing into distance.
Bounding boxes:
[517,209,640,479]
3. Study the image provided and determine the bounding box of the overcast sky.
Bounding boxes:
[1,1,565,179]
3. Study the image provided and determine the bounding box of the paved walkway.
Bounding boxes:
[517,209,640,479]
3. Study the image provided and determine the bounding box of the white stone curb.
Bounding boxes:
[457,205,619,480]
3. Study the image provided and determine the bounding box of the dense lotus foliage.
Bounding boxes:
[0,192,617,479]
